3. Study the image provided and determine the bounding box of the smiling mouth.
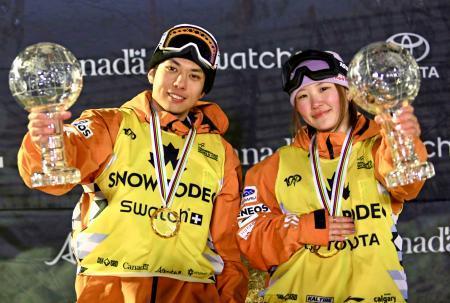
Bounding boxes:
[168,92,185,102]
[312,110,330,119]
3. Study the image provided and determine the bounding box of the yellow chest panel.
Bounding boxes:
[276,138,391,224]
[265,138,407,302]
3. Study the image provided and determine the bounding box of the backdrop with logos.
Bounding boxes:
[0,0,449,302]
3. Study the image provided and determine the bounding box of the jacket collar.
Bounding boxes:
[120,90,229,136]
[292,114,380,159]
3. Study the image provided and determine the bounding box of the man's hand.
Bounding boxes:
[28,110,71,146]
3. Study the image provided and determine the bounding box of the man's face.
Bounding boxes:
[148,58,205,121]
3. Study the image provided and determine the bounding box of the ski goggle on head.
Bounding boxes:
[156,24,220,70]
[282,50,348,106]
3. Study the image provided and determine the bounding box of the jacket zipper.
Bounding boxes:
[150,277,158,303]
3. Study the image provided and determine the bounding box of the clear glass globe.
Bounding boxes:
[9,42,83,111]
[347,41,420,115]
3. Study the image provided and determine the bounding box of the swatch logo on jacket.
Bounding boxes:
[120,200,204,226]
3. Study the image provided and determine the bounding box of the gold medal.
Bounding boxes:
[148,104,196,240]
[312,242,345,258]
[308,129,354,258]
[150,208,181,238]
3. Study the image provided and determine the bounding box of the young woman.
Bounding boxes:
[237,49,428,303]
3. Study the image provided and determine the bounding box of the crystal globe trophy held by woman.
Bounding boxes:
[347,41,434,187]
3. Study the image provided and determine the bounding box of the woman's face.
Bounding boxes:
[294,83,350,133]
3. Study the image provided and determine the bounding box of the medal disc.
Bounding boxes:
[150,208,180,238]
[311,242,345,258]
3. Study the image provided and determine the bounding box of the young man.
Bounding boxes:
[18,24,248,303]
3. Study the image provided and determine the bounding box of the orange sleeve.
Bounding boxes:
[372,132,428,213]
[17,108,123,195]
[236,152,329,272]
[210,138,249,303]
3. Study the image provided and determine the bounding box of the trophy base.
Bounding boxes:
[385,161,435,188]
[31,167,81,187]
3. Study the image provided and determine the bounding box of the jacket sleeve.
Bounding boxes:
[17,108,122,195]
[211,138,249,303]
[372,131,428,213]
[236,152,330,272]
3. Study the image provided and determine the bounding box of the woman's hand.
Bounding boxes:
[329,216,355,241]
[375,104,421,139]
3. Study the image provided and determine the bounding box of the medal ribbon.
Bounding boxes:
[309,128,353,216]
[149,104,196,209]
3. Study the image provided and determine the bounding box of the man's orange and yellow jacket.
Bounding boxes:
[18,90,248,303]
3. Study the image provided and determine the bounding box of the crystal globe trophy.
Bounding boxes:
[347,41,434,187]
[9,42,83,187]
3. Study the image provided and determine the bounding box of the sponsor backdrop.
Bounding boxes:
[0,0,449,302]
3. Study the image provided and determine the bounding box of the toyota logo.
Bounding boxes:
[386,33,430,62]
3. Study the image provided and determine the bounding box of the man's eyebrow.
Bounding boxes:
[170,58,203,73]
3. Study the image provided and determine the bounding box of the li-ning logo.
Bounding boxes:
[198,143,218,161]
[386,33,430,62]
[123,128,136,140]
[343,297,365,302]
[284,174,302,187]
[357,156,373,169]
